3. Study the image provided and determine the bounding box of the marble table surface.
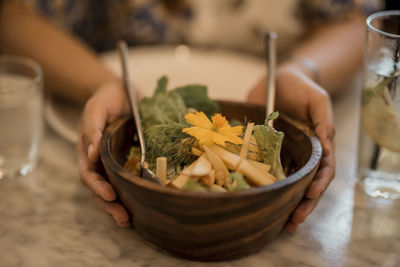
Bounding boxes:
[1,79,400,267]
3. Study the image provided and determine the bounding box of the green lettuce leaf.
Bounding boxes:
[182,179,208,192]
[139,76,186,130]
[253,112,285,181]
[137,75,221,169]
[171,85,220,117]
[227,172,251,192]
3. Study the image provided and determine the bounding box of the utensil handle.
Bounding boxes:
[265,32,277,126]
[117,41,146,164]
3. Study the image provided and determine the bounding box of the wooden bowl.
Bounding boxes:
[99,101,322,261]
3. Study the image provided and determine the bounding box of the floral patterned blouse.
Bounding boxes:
[17,0,383,54]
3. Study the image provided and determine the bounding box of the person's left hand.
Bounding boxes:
[77,81,132,227]
[248,63,336,232]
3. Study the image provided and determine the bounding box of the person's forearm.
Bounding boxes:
[0,2,118,104]
[286,19,365,95]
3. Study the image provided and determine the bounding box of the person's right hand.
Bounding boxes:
[248,63,336,233]
[77,81,132,227]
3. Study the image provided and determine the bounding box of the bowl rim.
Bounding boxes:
[99,102,322,199]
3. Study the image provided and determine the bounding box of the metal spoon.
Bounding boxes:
[265,32,277,126]
[117,41,161,185]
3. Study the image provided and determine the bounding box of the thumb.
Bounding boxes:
[80,98,108,163]
[308,90,335,156]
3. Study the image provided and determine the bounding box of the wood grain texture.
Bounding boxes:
[99,101,322,261]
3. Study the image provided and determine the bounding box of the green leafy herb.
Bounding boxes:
[127,146,141,161]
[171,85,220,117]
[227,172,251,192]
[182,179,208,192]
[139,76,186,129]
[138,75,222,170]
[155,75,168,94]
[253,112,285,181]
[209,184,227,192]
[144,121,196,169]
[266,111,279,122]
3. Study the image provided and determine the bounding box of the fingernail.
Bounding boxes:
[321,147,330,157]
[113,216,130,227]
[307,191,320,199]
[88,144,94,160]
[324,146,330,155]
[119,221,131,228]
[284,223,298,233]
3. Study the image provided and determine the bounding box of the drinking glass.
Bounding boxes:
[0,55,43,179]
[357,11,400,199]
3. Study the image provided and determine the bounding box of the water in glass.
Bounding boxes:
[358,52,400,199]
[0,73,43,179]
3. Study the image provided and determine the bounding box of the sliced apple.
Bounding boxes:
[156,157,167,185]
[191,153,212,177]
[240,122,255,160]
[202,145,230,186]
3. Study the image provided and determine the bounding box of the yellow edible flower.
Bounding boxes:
[182,112,243,146]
